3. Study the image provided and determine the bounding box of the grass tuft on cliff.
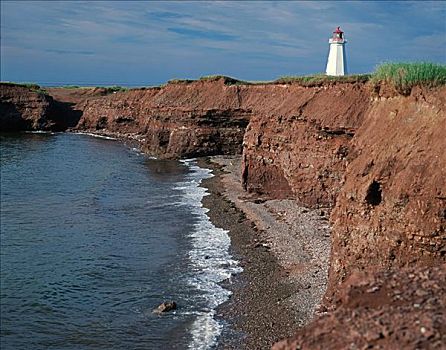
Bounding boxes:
[168,75,249,85]
[372,62,446,94]
[167,78,195,85]
[100,86,129,93]
[199,75,248,85]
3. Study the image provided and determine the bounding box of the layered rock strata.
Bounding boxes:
[77,82,252,158]
[241,84,446,294]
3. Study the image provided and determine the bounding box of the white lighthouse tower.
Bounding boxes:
[326,26,347,76]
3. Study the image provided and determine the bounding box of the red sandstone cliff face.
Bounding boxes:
[0,84,121,132]
[241,84,445,285]
[0,84,53,131]
[240,83,446,349]
[77,80,251,158]
[329,86,446,291]
[45,87,109,130]
[77,79,372,161]
[242,83,370,202]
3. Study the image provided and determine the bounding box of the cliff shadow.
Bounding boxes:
[0,102,33,131]
[47,99,83,131]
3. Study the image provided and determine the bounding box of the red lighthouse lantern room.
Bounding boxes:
[332,26,344,42]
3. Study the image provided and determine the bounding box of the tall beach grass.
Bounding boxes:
[371,62,446,93]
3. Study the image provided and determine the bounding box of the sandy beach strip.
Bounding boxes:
[198,155,332,350]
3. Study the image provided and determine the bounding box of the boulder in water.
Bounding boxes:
[153,301,177,314]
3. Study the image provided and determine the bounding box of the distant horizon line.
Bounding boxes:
[0,81,164,87]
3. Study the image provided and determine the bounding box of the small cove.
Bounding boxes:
[0,132,240,349]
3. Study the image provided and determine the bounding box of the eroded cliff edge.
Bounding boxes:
[1,79,445,348]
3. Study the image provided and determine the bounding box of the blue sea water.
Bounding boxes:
[0,132,241,350]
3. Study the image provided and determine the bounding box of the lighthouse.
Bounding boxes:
[325,26,347,76]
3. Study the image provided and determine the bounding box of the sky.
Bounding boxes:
[1,0,445,86]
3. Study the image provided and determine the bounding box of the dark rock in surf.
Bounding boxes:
[153,301,177,314]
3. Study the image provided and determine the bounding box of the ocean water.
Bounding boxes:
[0,132,241,350]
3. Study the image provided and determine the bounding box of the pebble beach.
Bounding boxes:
[199,156,332,349]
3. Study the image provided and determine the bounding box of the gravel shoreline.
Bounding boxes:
[198,156,331,349]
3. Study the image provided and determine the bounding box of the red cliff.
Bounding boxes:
[0,83,53,131]
[240,83,446,292]
[77,79,251,158]
[241,82,445,348]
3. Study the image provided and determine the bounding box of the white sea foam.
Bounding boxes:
[131,147,143,154]
[175,159,242,350]
[129,147,158,159]
[73,132,117,140]
[25,130,55,134]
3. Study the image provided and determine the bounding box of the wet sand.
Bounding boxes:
[198,156,331,350]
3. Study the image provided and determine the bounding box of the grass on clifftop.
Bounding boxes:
[1,82,132,96]
[6,62,444,94]
[169,74,372,87]
[101,86,129,93]
[371,62,446,94]
[169,75,248,85]
[274,74,371,86]
[0,81,48,95]
[60,85,129,93]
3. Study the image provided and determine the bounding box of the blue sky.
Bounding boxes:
[1,1,445,86]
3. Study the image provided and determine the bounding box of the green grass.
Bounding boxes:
[169,63,445,92]
[168,78,195,84]
[199,75,248,85]
[1,82,131,95]
[59,85,129,93]
[371,62,446,94]
[169,75,249,85]
[100,85,129,93]
[274,73,371,86]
